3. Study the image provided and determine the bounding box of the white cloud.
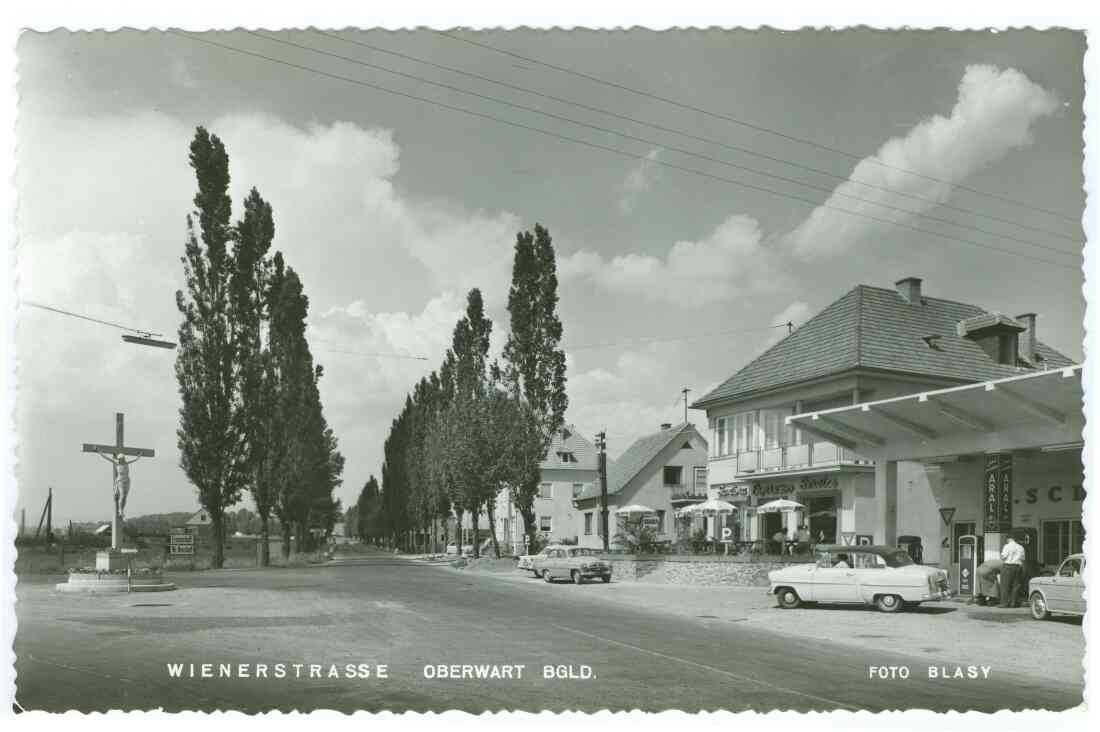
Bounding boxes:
[617,148,662,214]
[15,111,528,518]
[564,343,708,459]
[559,214,786,307]
[786,65,1060,257]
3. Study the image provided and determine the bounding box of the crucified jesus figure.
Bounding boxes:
[101,453,140,520]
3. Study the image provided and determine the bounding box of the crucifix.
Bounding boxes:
[82,412,155,551]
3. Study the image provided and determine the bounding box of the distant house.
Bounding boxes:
[573,422,709,549]
[181,509,215,546]
[456,424,600,554]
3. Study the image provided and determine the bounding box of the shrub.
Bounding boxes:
[613,517,661,554]
[689,528,711,554]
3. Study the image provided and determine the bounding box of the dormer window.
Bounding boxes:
[956,313,1025,366]
[922,335,944,352]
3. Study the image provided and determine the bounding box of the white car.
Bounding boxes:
[768,545,951,613]
[1028,554,1085,620]
[517,544,565,576]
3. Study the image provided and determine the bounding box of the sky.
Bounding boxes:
[11,28,1087,525]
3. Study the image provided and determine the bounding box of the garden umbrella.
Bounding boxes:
[756,498,805,513]
[615,504,657,514]
[677,499,737,553]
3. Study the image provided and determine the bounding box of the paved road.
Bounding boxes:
[15,556,1082,713]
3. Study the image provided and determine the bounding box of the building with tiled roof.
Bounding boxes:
[458,424,600,553]
[693,279,1071,409]
[691,276,1076,562]
[574,422,709,549]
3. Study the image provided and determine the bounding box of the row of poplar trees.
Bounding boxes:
[175,127,345,568]
[359,225,568,556]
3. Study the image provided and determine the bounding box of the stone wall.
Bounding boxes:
[608,556,810,586]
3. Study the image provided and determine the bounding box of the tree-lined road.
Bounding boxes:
[15,556,1081,713]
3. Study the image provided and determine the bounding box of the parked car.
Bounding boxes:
[517,544,565,576]
[1028,553,1085,620]
[533,546,612,584]
[445,543,474,557]
[768,544,951,612]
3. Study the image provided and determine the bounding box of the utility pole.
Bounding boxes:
[596,431,609,553]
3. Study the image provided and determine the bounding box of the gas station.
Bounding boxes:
[787,364,1084,598]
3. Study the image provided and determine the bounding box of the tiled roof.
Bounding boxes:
[539,424,599,471]
[574,423,694,501]
[694,285,1074,408]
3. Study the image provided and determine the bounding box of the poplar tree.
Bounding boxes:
[175,127,248,569]
[502,224,568,548]
[231,188,277,565]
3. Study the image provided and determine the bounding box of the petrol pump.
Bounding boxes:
[957,534,983,597]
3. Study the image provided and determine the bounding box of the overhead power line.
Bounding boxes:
[309,28,1078,246]
[247,30,1077,258]
[169,32,1078,272]
[26,300,426,361]
[23,301,166,337]
[566,322,792,351]
[435,30,1080,224]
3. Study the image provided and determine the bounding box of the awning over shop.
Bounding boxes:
[787,365,1083,463]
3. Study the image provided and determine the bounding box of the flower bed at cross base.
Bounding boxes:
[607,555,813,586]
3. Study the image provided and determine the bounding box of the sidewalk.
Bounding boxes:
[447,562,1085,687]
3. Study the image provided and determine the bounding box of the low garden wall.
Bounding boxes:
[608,555,813,586]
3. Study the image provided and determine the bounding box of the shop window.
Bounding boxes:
[1042,519,1084,567]
[807,495,837,544]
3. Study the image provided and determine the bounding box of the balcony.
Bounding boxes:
[719,442,871,477]
[668,484,706,505]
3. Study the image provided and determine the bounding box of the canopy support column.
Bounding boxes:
[874,460,898,546]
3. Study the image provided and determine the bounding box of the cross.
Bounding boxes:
[83,412,155,550]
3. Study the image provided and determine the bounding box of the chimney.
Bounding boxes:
[895,277,923,304]
[1016,312,1037,363]
[660,423,672,430]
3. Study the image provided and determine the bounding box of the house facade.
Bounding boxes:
[572,422,709,549]
[456,424,599,554]
[692,277,1077,574]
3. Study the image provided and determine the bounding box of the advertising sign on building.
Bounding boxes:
[983,454,1013,531]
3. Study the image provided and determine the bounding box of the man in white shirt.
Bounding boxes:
[1000,536,1026,608]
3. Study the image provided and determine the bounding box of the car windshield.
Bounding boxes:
[569,548,600,557]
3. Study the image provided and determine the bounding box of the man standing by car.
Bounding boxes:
[1000,535,1026,608]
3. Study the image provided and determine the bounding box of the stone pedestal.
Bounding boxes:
[96,549,129,572]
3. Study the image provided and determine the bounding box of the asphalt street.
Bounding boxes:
[14,555,1083,713]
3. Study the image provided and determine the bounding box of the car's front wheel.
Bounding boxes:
[1030,591,1051,620]
[600,575,611,583]
[542,570,553,583]
[875,594,904,613]
[571,570,584,585]
[776,587,801,609]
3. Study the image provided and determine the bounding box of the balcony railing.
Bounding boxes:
[669,484,706,503]
[718,442,869,476]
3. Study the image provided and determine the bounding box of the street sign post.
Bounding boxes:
[169,527,195,556]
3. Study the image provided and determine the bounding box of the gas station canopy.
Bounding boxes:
[787,365,1083,462]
